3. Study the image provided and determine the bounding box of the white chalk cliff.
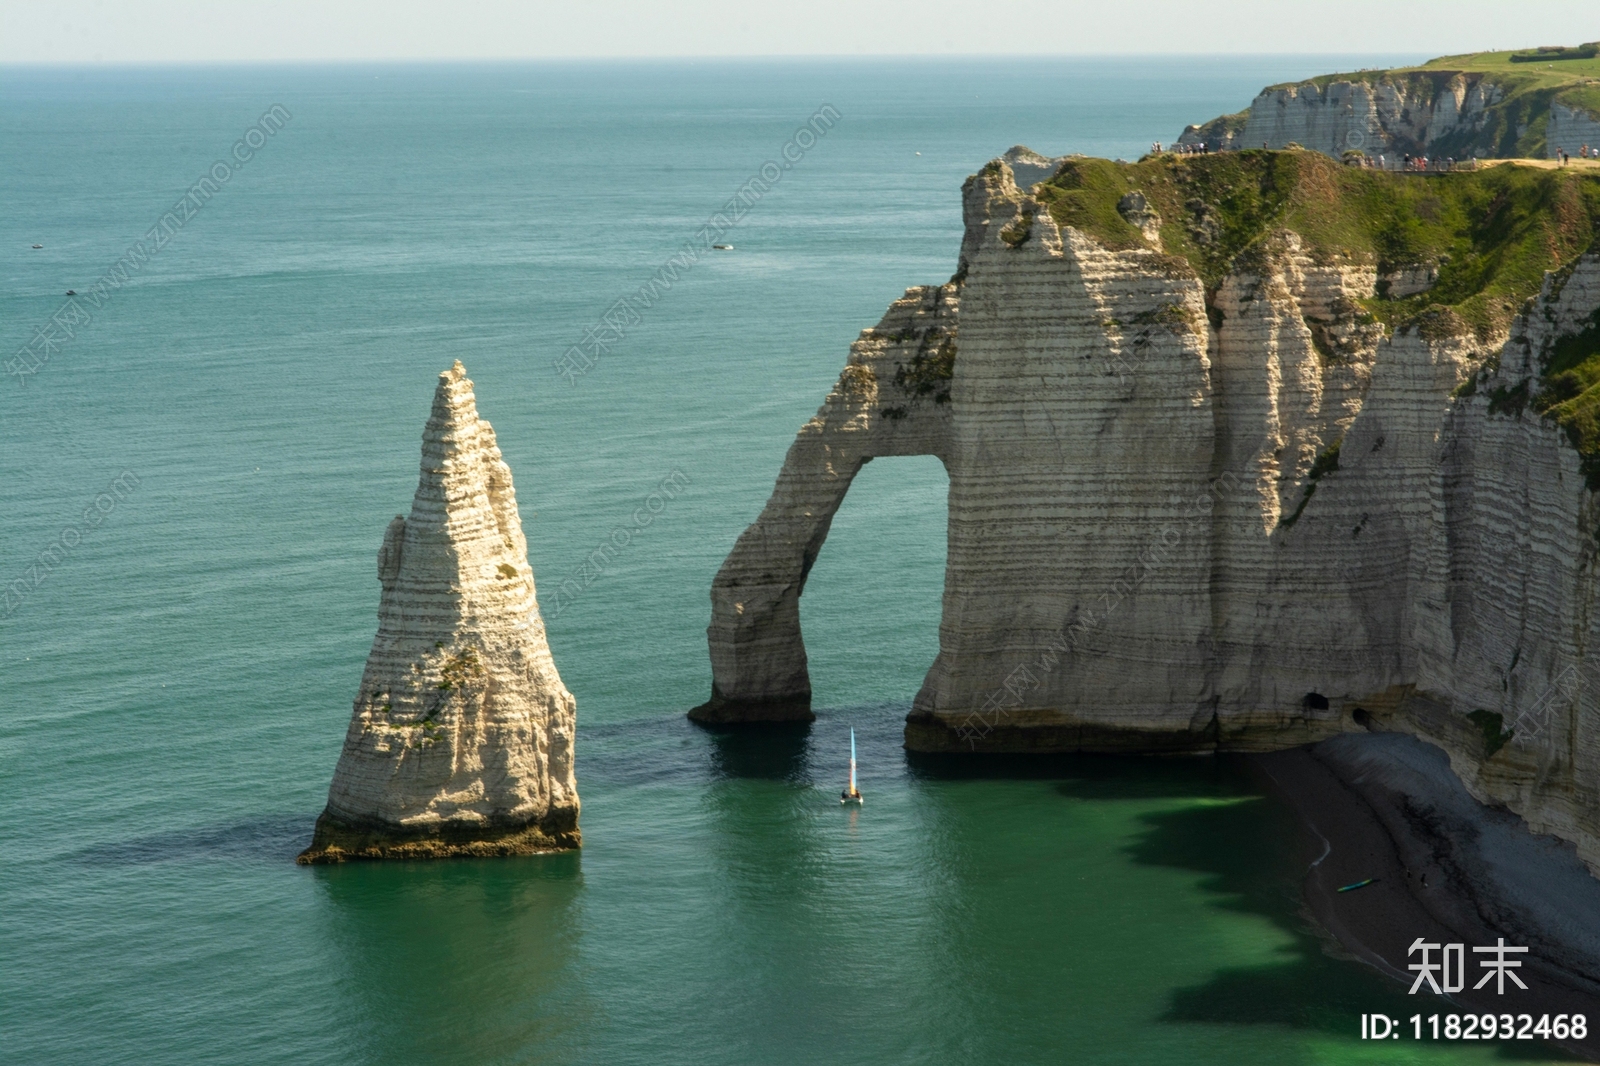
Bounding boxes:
[1182,74,1507,157]
[1180,67,1600,161]
[699,156,1600,878]
[300,361,578,862]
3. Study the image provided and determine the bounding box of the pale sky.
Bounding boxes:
[1,0,1596,63]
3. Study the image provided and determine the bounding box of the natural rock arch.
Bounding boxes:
[693,150,1600,882]
[688,284,957,723]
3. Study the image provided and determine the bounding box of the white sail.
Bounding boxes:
[849,728,857,792]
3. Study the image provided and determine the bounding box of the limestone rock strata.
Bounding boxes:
[299,362,578,863]
[1181,74,1503,157]
[1180,71,1600,161]
[701,156,1600,876]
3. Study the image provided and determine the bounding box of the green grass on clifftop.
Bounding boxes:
[1288,47,1600,92]
[1035,151,1600,341]
[1033,150,1600,478]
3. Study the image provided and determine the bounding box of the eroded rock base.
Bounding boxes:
[296,807,580,864]
[904,709,1350,754]
[688,692,814,725]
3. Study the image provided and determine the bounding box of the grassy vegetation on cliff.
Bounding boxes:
[1034,150,1600,341]
[1186,109,1249,148]
[1532,305,1600,485]
[892,328,957,403]
[1033,149,1600,479]
[1467,709,1514,757]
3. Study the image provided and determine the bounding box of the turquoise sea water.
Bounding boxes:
[1,58,1566,1064]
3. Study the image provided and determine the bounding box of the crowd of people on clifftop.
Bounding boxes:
[1399,154,1463,172]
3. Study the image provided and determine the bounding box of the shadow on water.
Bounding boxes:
[1135,792,1374,1028]
[574,715,815,788]
[1134,793,1579,1060]
[310,850,590,1065]
[702,721,812,782]
[699,723,824,904]
[692,719,891,1063]
[907,749,1573,1059]
[905,748,1253,798]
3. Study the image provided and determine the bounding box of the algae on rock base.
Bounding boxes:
[299,808,580,864]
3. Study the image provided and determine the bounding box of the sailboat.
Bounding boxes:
[841,727,863,804]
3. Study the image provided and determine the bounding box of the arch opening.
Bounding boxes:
[798,454,950,711]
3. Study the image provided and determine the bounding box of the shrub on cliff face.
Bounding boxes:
[893,330,956,403]
[1488,379,1531,417]
[1279,438,1343,529]
[1467,709,1514,758]
[1000,209,1034,247]
[1305,297,1384,364]
[1415,307,1472,343]
[435,648,481,691]
[1533,307,1600,486]
[1128,302,1200,335]
[1306,439,1342,481]
[838,363,877,397]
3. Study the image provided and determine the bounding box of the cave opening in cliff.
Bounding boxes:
[797,454,949,710]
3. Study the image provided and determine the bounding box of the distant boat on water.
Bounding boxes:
[841,727,862,804]
[712,243,733,250]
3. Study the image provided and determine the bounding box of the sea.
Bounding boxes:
[1,56,1559,1064]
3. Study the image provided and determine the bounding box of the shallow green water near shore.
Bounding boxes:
[0,58,1568,1063]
